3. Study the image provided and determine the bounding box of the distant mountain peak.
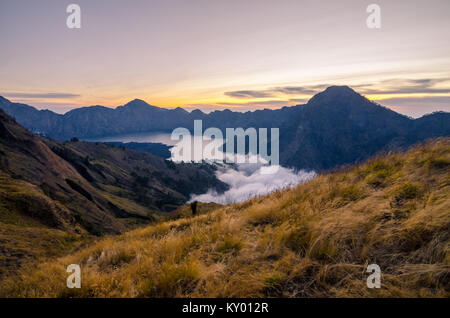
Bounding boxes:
[119,99,163,112]
[319,85,360,97]
[124,99,151,107]
[0,96,11,104]
[190,109,205,115]
[308,85,366,106]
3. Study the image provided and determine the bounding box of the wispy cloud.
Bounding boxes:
[224,90,275,98]
[219,78,450,116]
[216,99,306,107]
[272,84,330,95]
[224,84,330,99]
[3,92,81,99]
[356,78,450,95]
[224,78,450,100]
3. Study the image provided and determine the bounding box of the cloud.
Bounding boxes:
[272,84,330,95]
[352,78,450,95]
[216,100,302,107]
[190,162,316,204]
[288,98,308,103]
[381,96,450,104]
[224,84,330,99]
[3,92,81,99]
[223,78,450,101]
[224,90,275,98]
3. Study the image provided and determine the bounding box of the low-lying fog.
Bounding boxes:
[190,162,316,204]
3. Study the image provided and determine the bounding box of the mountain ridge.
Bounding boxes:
[0,108,226,231]
[1,86,449,171]
[0,109,227,275]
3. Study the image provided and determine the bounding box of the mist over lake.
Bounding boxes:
[87,131,315,204]
[85,131,177,145]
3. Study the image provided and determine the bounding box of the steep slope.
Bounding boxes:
[3,138,448,297]
[2,86,449,171]
[0,96,62,134]
[409,111,450,140]
[0,109,226,276]
[0,96,295,140]
[279,86,413,170]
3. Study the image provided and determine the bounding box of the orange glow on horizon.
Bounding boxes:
[6,91,450,113]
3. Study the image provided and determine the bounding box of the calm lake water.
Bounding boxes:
[87,131,316,205]
[86,131,177,145]
[86,131,226,162]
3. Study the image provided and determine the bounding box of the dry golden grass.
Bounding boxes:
[1,139,449,297]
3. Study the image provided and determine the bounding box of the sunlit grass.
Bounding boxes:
[1,138,449,297]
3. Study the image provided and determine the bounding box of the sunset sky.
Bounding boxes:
[1,0,449,117]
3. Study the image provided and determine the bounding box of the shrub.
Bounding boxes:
[140,261,200,297]
[363,160,399,188]
[394,182,421,201]
[283,226,310,256]
[217,236,243,255]
[365,169,392,188]
[427,157,450,170]
[264,272,286,287]
[340,185,363,201]
[308,235,338,262]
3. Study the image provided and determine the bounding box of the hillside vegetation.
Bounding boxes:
[1,138,449,297]
[0,109,225,278]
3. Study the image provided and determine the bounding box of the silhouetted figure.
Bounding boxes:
[190,201,198,216]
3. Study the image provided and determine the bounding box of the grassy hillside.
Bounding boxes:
[0,109,226,278]
[1,138,448,297]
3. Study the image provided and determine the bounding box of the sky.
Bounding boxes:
[0,0,449,117]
